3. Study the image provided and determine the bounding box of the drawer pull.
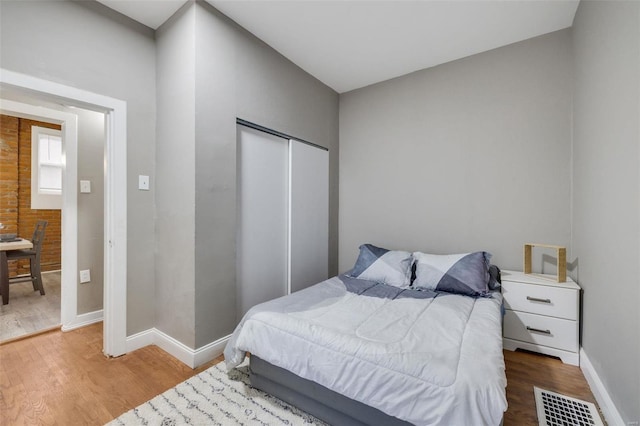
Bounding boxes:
[526,296,551,304]
[526,326,551,335]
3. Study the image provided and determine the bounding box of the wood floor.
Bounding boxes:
[0,323,600,426]
[503,349,601,425]
[0,271,61,343]
[0,323,223,425]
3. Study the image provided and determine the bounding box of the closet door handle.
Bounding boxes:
[526,326,551,335]
[526,296,551,304]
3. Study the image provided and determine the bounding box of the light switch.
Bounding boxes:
[80,180,91,193]
[138,175,150,191]
[79,269,91,283]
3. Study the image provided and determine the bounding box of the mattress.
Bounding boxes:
[224,275,507,425]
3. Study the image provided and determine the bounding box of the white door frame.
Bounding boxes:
[0,68,128,357]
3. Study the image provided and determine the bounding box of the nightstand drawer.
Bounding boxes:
[503,310,578,352]
[502,281,578,320]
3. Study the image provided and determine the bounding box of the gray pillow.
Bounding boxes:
[488,264,501,290]
[412,251,491,297]
[348,244,413,288]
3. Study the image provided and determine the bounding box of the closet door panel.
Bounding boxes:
[237,125,288,318]
[289,140,329,293]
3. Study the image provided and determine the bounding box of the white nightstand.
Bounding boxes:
[501,270,581,366]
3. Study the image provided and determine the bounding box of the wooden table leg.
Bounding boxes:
[1,251,8,304]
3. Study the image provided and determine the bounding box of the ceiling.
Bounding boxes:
[96,0,580,93]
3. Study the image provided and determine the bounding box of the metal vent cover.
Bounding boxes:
[534,387,604,426]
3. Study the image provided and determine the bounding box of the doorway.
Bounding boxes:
[0,69,127,357]
[0,115,64,342]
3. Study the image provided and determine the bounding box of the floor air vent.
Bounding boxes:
[534,387,604,426]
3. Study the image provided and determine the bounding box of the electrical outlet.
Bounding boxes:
[80,180,91,193]
[79,269,91,283]
[138,175,150,190]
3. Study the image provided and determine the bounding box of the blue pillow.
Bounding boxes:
[348,244,413,288]
[412,251,491,296]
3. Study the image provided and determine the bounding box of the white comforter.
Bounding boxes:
[224,276,507,425]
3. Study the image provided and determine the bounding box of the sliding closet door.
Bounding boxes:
[289,140,329,293]
[237,125,288,318]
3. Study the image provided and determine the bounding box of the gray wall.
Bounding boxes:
[156,1,339,349]
[572,1,640,423]
[193,2,237,348]
[0,0,157,334]
[1,0,338,351]
[339,30,573,271]
[155,4,197,348]
[76,108,105,314]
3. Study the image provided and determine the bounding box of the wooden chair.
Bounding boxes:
[7,220,48,295]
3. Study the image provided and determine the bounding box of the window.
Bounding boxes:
[38,131,63,193]
[31,126,63,209]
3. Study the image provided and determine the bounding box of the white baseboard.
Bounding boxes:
[126,328,230,369]
[61,309,103,332]
[580,347,625,426]
[193,334,231,368]
[153,328,200,368]
[125,328,156,352]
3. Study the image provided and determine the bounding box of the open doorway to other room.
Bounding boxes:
[0,115,63,341]
[0,108,105,343]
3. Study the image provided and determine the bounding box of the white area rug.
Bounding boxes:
[107,360,326,426]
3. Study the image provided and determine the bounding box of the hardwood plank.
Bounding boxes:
[0,322,600,425]
[503,349,601,425]
[0,323,222,425]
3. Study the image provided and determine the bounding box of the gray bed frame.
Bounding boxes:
[249,355,412,426]
[250,355,505,426]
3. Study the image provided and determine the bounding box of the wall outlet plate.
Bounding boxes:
[138,175,150,191]
[79,269,91,283]
[80,180,91,193]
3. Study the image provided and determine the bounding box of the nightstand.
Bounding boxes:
[501,270,581,366]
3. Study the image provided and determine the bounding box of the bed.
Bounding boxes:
[224,246,507,425]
